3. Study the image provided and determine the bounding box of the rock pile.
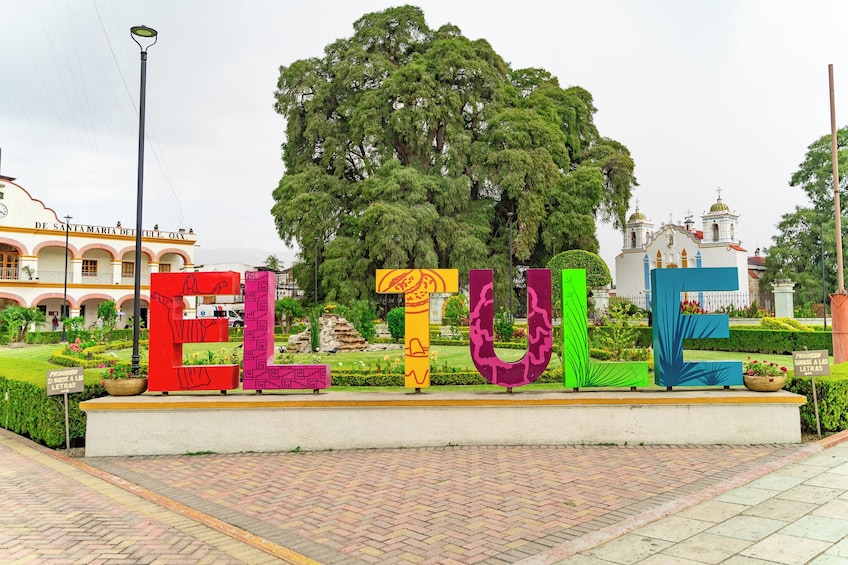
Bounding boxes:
[286,314,370,353]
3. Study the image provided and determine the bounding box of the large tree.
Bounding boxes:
[271,5,637,305]
[764,126,848,306]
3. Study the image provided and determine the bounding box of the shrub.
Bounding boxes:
[337,300,377,342]
[590,303,640,361]
[444,295,469,327]
[275,297,305,333]
[387,307,405,341]
[23,331,63,344]
[760,317,812,331]
[0,376,107,448]
[786,369,848,433]
[546,250,612,307]
[493,307,514,342]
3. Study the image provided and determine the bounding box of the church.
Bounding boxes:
[614,192,750,311]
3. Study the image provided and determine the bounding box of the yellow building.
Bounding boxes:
[0,174,196,330]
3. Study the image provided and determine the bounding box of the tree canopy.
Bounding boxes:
[764,126,848,306]
[271,5,637,305]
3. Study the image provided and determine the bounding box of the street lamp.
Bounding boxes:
[821,221,827,329]
[130,24,158,376]
[313,237,319,305]
[507,212,514,320]
[61,215,71,342]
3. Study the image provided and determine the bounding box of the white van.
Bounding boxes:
[196,305,244,327]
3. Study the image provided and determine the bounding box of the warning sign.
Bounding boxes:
[46,367,85,396]
[791,350,830,377]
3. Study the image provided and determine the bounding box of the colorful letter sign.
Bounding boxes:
[144,266,745,394]
[148,272,240,392]
[242,271,330,391]
[468,269,553,388]
[375,269,458,388]
[560,269,649,389]
[651,267,742,387]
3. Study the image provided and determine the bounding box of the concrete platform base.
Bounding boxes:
[80,389,807,457]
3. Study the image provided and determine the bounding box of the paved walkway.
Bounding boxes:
[1,428,846,564]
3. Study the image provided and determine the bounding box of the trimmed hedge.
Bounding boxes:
[330,368,564,386]
[581,325,831,354]
[786,373,848,433]
[49,341,145,368]
[0,376,107,448]
[430,339,529,349]
[685,328,832,354]
[27,328,151,344]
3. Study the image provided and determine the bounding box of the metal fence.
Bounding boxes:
[610,290,774,314]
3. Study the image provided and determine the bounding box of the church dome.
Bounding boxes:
[709,197,730,212]
[628,208,647,222]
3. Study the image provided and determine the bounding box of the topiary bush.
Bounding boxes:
[547,250,611,306]
[386,307,405,341]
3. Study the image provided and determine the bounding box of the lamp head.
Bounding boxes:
[131,25,157,38]
[130,25,158,51]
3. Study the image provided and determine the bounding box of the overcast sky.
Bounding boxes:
[2,0,847,278]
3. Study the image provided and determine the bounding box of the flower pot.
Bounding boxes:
[743,374,787,392]
[103,377,148,396]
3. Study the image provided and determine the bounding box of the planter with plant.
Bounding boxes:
[101,363,148,396]
[742,357,788,391]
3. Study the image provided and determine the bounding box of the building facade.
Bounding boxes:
[0,175,197,330]
[614,195,750,311]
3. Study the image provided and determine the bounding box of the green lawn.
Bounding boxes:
[0,341,811,390]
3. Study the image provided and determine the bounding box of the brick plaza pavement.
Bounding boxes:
[2,425,845,564]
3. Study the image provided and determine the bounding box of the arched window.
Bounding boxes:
[681,249,688,268]
[0,244,20,280]
[712,223,720,241]
[630,231,636,248]
[656,250,663,269]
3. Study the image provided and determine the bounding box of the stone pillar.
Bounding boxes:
[71,258,82,284]
[592,287,610,315]
[430,293,448,324]
[773,280,796,318]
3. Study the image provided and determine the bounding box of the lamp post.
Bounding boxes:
[130,25,158,376]
[822,221,827,329]
[313,237,319,305]
[61,215,71,342]
[507,212,514,320]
